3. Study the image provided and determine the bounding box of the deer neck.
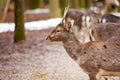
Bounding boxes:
[63,32,83,61]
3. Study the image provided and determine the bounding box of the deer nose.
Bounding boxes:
[46,36,51,42]
[46,36,50,40]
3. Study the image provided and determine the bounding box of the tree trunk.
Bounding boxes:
[0,0,10,22]
[79,0,85,8]
[71,0,79,8]
[28,0,41,9]
[60,0,68,15]
[118,0,120,12]
[85,0,91,9]
[39,0,44,8]
[14,0,25,42]
[49,0,61,18]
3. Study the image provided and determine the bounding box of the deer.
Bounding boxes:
[90,23,120,42]
[81,11,100,42]
[91,1,107,15]
[63,0,119,43]
[92,0,119,13]
[64,7,102,43]
[46,9,120,80]
[64,8,85,42]
[79,0,120,33]
[81,13,120,42]
[105,0,120,12]
[78,0,120,42]
[98,13,120,23]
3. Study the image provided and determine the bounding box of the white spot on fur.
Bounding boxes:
[82,16,86,26]
[102,18,106,23]
[86,16,90,23]
[86,16,91,28]
[99,18,102,23]
[82,16,86,22]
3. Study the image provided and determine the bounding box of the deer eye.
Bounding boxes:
[56,29,61,32]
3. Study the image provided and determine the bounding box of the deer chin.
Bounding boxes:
[46,36,52,42]
[46,39,52,42]
[47,40,62,42]
[46,37,62,42]
[50,39,63,42]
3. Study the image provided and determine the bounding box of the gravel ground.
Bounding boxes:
[0,28,120,80]
[0,28,88,80]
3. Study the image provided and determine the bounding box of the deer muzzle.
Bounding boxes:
[46,36,52,42]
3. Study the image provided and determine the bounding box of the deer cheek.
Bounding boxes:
[50,33,55,38]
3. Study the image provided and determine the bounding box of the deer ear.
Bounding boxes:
[62,18,66,23]
[65,20,74,31]
[62,6,69,23]
[70,20,74,27]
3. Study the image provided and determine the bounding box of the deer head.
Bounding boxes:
[46,20,74,42]
[46,7,74,42]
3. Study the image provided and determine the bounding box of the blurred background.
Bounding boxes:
[0,0,120,80]
[0,0,120,22]
[0,0,119,42]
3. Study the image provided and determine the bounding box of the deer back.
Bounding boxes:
[99,14,120,23]
[91,23,120,41]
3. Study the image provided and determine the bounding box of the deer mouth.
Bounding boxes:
[46,36,52,42]
[46,36,62,42]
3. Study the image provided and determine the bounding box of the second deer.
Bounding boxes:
[91,23,120,42]
[82,13,120,42]
[46,17,120,80]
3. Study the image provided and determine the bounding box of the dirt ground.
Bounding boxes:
[0,28,88,80]
[1,12,88,80]
[0,11,120,80]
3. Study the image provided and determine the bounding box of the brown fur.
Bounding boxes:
[92,23,120,41]
[65,9,101,43]
[46,20,120,80]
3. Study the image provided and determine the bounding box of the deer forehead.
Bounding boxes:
[56,26,63,30]
[58,22,68,27]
